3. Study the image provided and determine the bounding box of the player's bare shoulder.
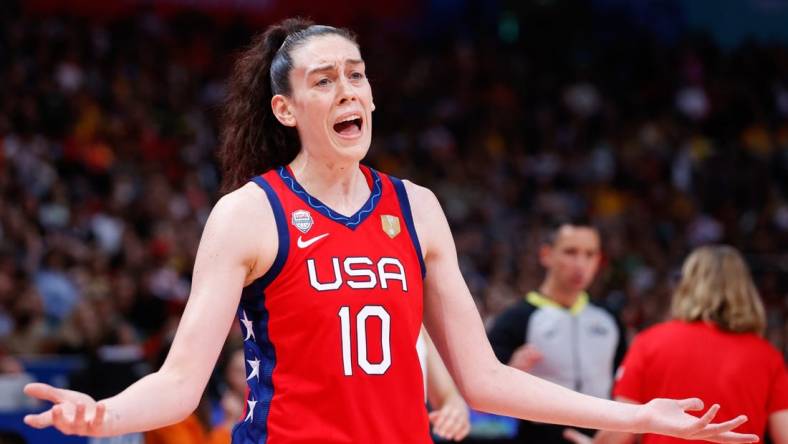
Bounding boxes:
[401,180,449,258]
[202,181,279,282]
[401,180,442,217]
[212,182,275,228]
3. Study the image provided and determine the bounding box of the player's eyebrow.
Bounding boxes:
[306,59,364,76]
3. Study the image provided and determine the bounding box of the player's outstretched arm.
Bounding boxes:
[406,181,759,444]
[24,184,277,437]
[562,396,639,444]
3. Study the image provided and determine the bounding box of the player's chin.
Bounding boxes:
[571,279,591,291]
[334,141,371,161]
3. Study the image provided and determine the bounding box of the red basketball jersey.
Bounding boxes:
[231,165,431,443]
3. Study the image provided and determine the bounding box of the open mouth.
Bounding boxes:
[333,114,363,137]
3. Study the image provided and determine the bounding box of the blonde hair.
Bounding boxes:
[671,245,766,335]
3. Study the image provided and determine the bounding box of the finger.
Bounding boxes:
[693,415,749,438]
[52,405,73,435]
[693,404,721,430]
[24,383,64,404]
[433,410,453,434]
[677,398,704,411]
[563,428,594,444]
[433,421,450,439]
[703,415,748,435]
[440,416,463,441]
[90,403,106,430]
[433,412,453,438]
[704,431,760,443]
[447,418,470,441]
[454,420,471,441]
[428,410,445,433]
[24,411,53,429]
[437,411,462,439]
[73,403,86,433]
[435,423,455,440]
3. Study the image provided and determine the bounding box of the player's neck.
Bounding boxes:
[538,279,582,309]
[288,154,369,215]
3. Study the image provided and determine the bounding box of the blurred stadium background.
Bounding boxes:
[1,0,787,442]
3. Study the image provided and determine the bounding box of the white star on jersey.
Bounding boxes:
[247,357,261,381]
[240,310,255,341]
[245,398,258,422]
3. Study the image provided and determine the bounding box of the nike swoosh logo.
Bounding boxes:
[297,233,330,249]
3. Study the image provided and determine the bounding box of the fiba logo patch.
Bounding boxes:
[291,210,314,233]
[381,215,401,239]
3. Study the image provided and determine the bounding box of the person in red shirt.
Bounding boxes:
[565,245,788,444]
[23,18,757,443]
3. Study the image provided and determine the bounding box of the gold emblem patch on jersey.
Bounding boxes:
[381,215,401,239]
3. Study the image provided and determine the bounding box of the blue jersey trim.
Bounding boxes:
[250,175,289,289]
[390,176,426,278]
[233,174,287,443]
[277,165,382,230]
[233,283,276,444]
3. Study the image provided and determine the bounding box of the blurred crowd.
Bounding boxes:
[0,0,786,412]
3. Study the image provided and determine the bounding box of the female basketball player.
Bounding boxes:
[24,19,758,443]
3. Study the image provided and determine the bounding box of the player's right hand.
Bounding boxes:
[23,383,110,437]
[508,343,543,372]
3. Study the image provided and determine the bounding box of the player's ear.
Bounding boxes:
[272,94,296,127]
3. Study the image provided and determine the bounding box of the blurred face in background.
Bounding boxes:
[540,225,601,294]
[274,34,374,166]
[225,349,247,395]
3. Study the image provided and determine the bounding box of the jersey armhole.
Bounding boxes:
[389,176,427,278]
[248,175,290,290]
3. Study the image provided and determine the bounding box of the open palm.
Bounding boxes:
[23,383,109,437]
[638,398,757,443]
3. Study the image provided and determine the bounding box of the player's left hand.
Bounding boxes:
[429,394,471,442]
[637,398,758,443]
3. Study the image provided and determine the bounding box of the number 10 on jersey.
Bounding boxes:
[338,305,391,376]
